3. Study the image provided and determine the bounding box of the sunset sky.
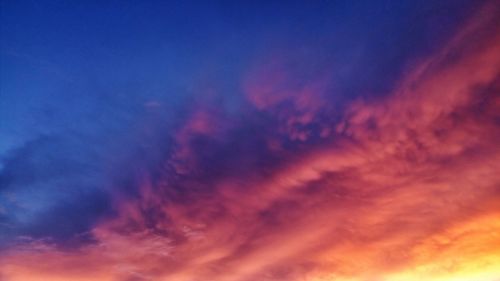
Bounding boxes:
[1,1,500,281]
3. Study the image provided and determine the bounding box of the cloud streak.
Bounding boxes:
[1,2,500,281]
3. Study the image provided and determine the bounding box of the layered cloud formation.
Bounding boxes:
[1,1,500,281]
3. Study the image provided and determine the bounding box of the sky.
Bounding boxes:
[0,0,500,280]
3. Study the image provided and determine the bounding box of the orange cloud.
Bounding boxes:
[1,3,500,281]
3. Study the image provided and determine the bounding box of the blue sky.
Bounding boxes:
[0,0,483,251]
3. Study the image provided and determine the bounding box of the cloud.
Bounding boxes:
[0,135,112,245]
[1,2,499,281]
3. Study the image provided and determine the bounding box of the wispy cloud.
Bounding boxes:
[1,1,499,281]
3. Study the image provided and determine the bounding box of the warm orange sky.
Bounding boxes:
[1,1,500,281]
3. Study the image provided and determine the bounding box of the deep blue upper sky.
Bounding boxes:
[0,0,481,247]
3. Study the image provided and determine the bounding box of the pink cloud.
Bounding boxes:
[1,3,500,281]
